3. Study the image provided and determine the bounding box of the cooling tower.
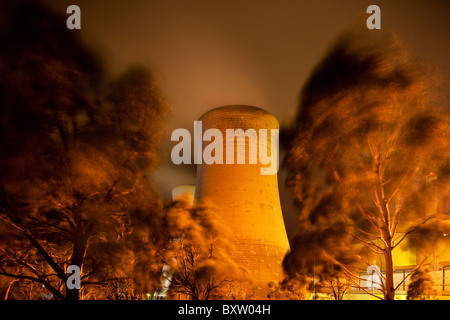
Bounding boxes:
[193,105,290,299]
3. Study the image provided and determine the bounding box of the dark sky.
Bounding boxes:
[44,0,450,236]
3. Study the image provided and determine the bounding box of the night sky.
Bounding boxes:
[43,0,450,237]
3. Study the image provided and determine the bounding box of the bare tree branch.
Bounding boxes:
[393,215,436,249]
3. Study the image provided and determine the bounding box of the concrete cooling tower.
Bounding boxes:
[193,105,290,299]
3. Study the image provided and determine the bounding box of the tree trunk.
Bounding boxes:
[66,232,88,300]
[66,284,80,300]
[384,246,395,300]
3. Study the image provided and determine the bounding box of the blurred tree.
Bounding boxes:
[268,269,349,300]
[158,199,250,300]
[407,266,437,300]
[267,276,307,300]
[311,264,350,300]
[283,29,450,300]
[0,0,167,299]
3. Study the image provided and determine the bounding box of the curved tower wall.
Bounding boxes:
[193,105,290,298]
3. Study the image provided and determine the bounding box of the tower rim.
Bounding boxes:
[198,105,278,125]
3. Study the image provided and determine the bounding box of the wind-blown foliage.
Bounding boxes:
[406,266,437,300]
[283,29,450,300]
[0,0,167,300]
[158,199,251,300]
